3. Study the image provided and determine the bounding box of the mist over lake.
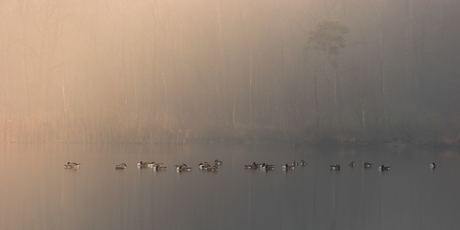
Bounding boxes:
[1,143,458,230]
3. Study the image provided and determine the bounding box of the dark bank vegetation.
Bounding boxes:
[1,0,460,146]
[2,113,459,147]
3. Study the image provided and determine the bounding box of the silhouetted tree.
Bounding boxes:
[308,19,349,124]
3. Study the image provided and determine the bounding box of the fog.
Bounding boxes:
[1,0,460,144]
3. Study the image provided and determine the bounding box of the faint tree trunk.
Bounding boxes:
[348,61,374,137]
[335,64,344,124]
[161,62,168,116]
[216,0,227,123]
[325,41,332,125]
[406,0,419,101]
[232,94,236,127]
[418,0,430,107]
[405,28,410,93]
[313,65,320,126]
[360,99,366,133]
[267,76,271,126]
[279,42,286,132]
[249,47,253,127]
[132,52,138,119]
[371,0,387,126]
[333,66,338,122]
[61,72,69,117]
[17,1,33,114]
[146,0,159,114]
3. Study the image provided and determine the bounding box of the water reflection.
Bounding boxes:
[0,144,459,230]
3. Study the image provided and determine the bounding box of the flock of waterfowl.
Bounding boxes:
[135,161,166,170]
[64,160,438,171]
[330,161,438,171]
[64,159,224,171]
[330,161,391,171]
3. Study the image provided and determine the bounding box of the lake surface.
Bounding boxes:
[0,143,459,230]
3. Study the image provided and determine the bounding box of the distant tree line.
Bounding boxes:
[1,0,459,145]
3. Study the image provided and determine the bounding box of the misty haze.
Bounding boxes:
[1,0,460,229]
[2,0,460,145]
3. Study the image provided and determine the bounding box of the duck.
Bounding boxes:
[154,165,167,171]
[349,161,356,167]
[137,161,153,168]
[282,164,295,170]
[199,162,211,169]
[175,163,189,169]
[177,165,192,171]
[379,165,390,171]
[262,163,275,170]
[261,163,275,168]
[64,162,80,168]
[244,162,258,169]
[214,159,223,165]
[364,162,372,168]
[292,160,299,166]
[330,164,340,170]
[430,162,437,169]
[115,163,127,169]
[300,160,307,166]
[206,166,218,172]
[149,162,162,168]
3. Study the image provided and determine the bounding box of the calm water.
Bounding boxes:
[0,143,459,230]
